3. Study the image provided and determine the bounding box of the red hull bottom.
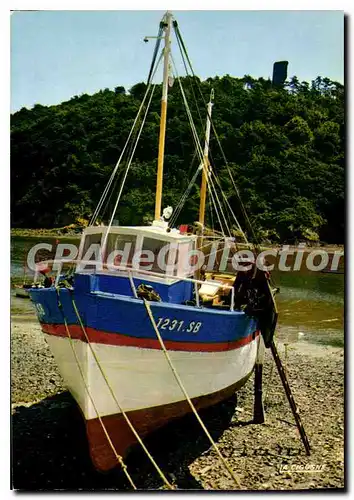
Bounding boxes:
[86,371,253,471]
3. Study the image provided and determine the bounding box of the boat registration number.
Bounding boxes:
[156,317,202,333]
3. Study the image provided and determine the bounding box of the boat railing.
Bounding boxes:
[39,259,235,312]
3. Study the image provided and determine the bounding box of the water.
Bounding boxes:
[273,267,344,347]
[11,236,344,347]
[11,235,79,280]
[11,235,79,317]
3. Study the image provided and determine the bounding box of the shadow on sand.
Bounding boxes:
[12,390,251,490]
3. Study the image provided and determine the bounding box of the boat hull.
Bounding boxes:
[42,331,259,471]
[86,372,253,471]
[29,281,260,471]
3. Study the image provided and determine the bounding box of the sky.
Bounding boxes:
[10,10,344,113]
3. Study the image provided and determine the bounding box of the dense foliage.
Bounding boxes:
[11,74,344,243]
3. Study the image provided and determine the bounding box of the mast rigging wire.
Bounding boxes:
[169,56,228,236]
[168,165,201,228]
[171,30,246,240]
[173,23,258,247]
[102,83,157,250]
[170,59,231,237]
[90,51,163,227]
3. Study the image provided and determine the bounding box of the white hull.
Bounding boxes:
[44,333,259,420]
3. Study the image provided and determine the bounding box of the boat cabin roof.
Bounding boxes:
[82,221,197,244]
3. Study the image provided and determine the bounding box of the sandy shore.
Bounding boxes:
[11,308,344,491]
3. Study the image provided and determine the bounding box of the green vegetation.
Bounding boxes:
[11,227,82,238]
[11,74,344,243]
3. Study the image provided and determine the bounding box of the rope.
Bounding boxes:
[208,196,215,234]
[170,54,236,240]
[207,178,226,237]
[146,24,164,84]
[89,100,143,226]
[69,295,174,490]
[168,165,201,228]
[170,55,204,164]
[170,57,230,237]
[209,171,237,237]
[143,299,243,489]
[90,50,163,227]
[55,290,137,489]
[209,168,248,243]
[207,169,231,237]
[174,23,205,134]
[173,23,260,249]
[102,83,157,250]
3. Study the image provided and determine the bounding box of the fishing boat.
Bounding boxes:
[29,11,277,472]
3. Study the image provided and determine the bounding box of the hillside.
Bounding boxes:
[11,74,344,243]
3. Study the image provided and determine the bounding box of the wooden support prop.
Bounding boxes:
[253,335,265,424]
[269,340,311,455]
[253,364,265,424]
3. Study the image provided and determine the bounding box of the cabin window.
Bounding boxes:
[77,232,104,271]
[140,237,172,273]
[81,233,103,261]
[104,233,137,268]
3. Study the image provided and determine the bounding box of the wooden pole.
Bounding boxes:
[253,335,265,423]
[154,11,172,221]
[196,90,214,280]
[198,89,214,226]
[270,340,311,455]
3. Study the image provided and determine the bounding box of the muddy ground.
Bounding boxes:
[11,306,345,491]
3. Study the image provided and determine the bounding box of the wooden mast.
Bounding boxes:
[196,90,214,280]
[154,11,172,221]
[198,89,214,226]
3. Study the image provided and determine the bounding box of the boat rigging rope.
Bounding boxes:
[55,290,137,490]
[143,299,243,489]
[170,51,236,238]
[173,23,259,249]
[170,61,225,236]
[173,21,240,236]
[102,83,157,251]
[207,170,232,238]
[171,57,204,164]
[146,23,164,85]
[170,55,231,237]
[209,167,248,243]
[173,21,206,138]
[90,50,163,227]
[206,178,227,238]
[198,237,228,265]
[168,165,201,228]
[208,197,215,234]
[67,294,174,490]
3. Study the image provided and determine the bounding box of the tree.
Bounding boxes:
[10,74,344,243]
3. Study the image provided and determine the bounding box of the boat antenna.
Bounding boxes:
[154,11,173,221]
